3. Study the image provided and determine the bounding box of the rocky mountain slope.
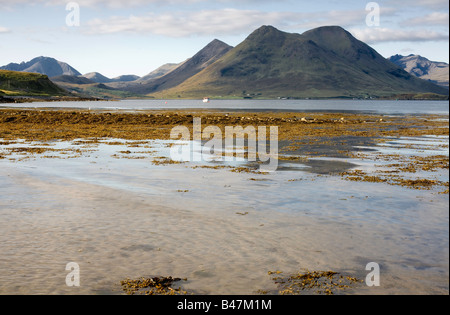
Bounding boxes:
[1,56,81,77]
[389,54,449,88]
[126,39,233,95]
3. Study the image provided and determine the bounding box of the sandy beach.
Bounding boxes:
[0,108,448,295]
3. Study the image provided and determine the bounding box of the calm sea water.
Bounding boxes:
[2,99,449,115]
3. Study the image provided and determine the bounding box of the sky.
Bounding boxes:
[0,0,448,78]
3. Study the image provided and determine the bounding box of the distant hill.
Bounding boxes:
[389,54,449,88]
[0,70,69,96]
[51,75,94,85]
[81,72,141,85]
[151,26,448,99]
[107,63,182,91]
[137,63,182,83]
[81,72,112,83]
[0,56,81,77]
[127,39,233,94]
[112,74,140,82]
[50,74,147,99]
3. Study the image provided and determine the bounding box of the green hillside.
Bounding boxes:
[51,78,150,100]
[63,83,149,99]
[150,26,449,99]
[0,70,68,97]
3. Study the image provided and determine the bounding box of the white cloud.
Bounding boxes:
[81,6,450,46]
[84,9,300,36]
[386,0,449,10]
[83,8,382,37]
[3,1,449,47]
[0,0,181,9]
[400,47,415,54]
[0,27,11,33]
[401,12,449,27]
[0,0,272,9]
[49,0,203,7]
[350,27,449,44]
[285,8,394,30]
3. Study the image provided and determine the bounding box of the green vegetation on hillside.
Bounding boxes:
[0,70,68,97]
[73,84,151,99]
[380,93,449,100]
[53,81,150,100]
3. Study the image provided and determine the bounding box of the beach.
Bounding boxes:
[0,107,448,295]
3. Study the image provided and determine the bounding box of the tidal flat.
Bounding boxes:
[0,108,448,295]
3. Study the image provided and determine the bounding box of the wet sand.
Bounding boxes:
[0,109,448,295]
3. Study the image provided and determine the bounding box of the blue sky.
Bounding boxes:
[0,0,448,78]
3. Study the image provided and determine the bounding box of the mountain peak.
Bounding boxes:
[32,56,55,61]
[190,39,232,62]
[307,25,347,33]
[209,38,229,46]
[302,25,354,43]
[126,38,233,94]
[243,25,290,49]
[201,39,233,55]
[255,25,281,32]
[301,25,380,62]
[389,54,449,88]
[0,56,81,77]
[247,25,285,40]
[82,72,112,83]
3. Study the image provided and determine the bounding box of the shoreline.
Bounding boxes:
[1,92,448,104]
[0,95,108,104]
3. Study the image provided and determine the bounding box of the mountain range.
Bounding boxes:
[1,25,448,99]
[81,72,140,84]
[148,26,448,99]
[0,57,142,85]
[389,54,449,88]
[0,57,81,77]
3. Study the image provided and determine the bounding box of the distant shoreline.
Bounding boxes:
[1,94,448,104]
[0,95,110,104]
